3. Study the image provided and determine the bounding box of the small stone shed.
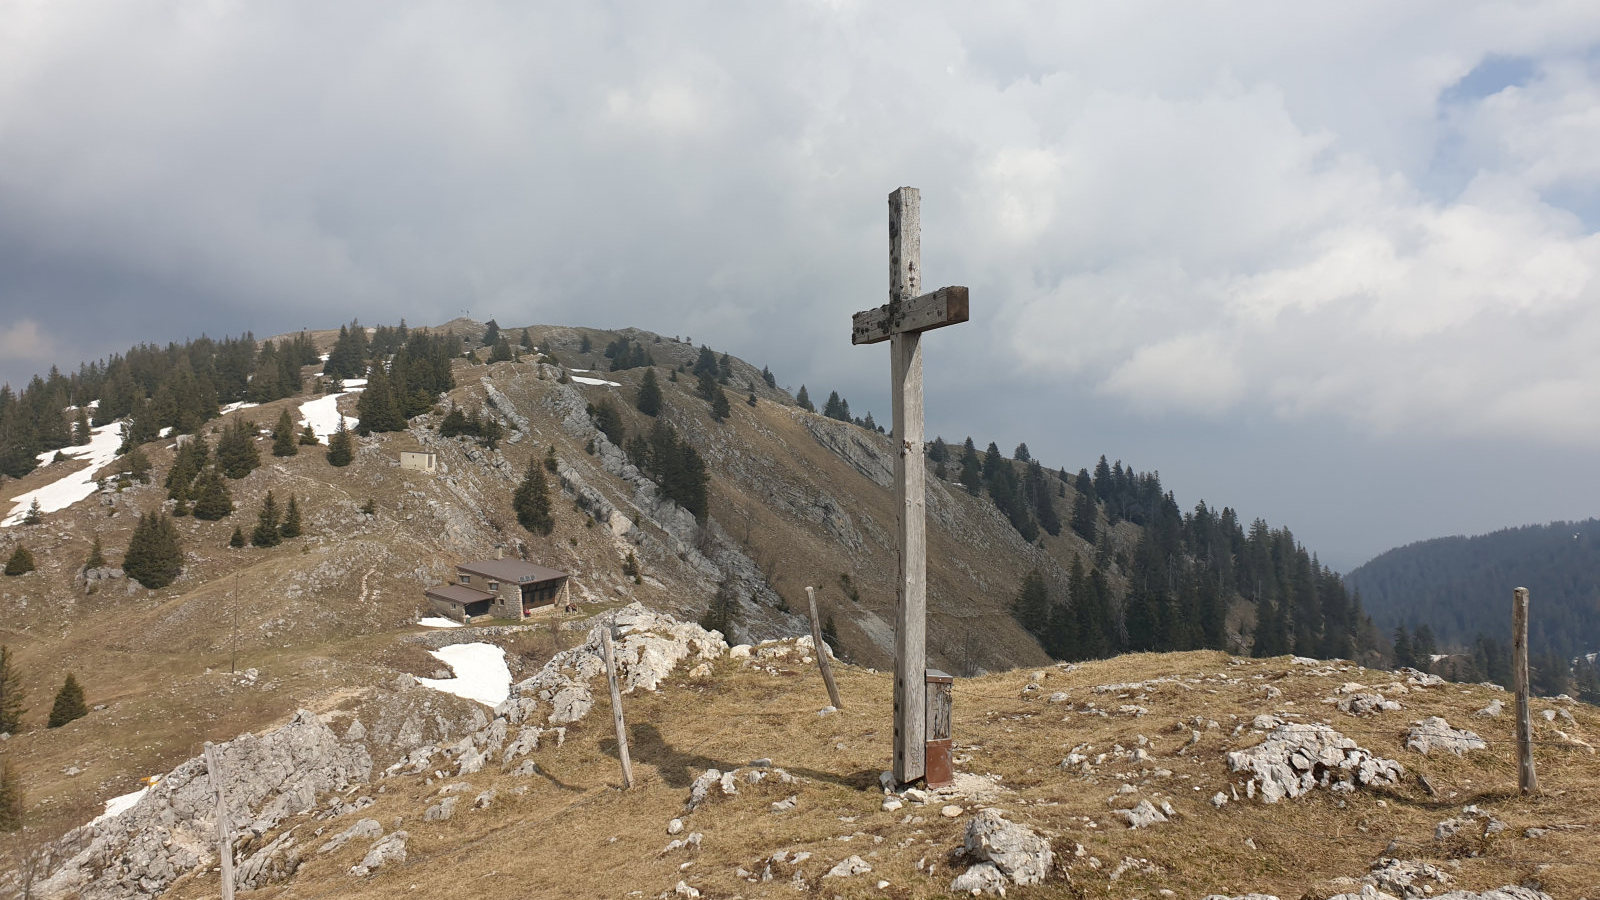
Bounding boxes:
[399,450,437,473]
[424,557,570,622]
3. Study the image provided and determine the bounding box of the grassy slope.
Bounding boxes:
[165,648,1600,899]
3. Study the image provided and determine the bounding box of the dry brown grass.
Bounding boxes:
[138,650,1600,900]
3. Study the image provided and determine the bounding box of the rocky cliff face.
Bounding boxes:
[36,711,370,899]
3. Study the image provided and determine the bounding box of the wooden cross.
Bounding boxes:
[852,186,969,784]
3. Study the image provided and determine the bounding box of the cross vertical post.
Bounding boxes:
[889,187,926,784]
[854,187,969,785]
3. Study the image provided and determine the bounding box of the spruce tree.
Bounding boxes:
[73,407,92,445]
[356,369,405,434]
[298,423,319,445]
[699,580,740,642]
[229,526,245,548]
[482,319,500,347]
[122,445,152,483]
[1392,625,1414,669]
[251,492,282,547]
[0,646,25,734]
[0,757,21,831]
[3,546,34,577]
[796,385,813,412]
[190,468,233,520]
[279,494,302,538]
[1070,491,1098,542]
[710,387,730,422]
[490,337,513,362]
[271,409,298,457]
[123,511,183,589]
[326,419,354,466]
[521,328,535,350]
[1011,570,1050,643]
[216,418,260,479]
[21,499,41,526]
[513,460,555,535]
[85,534,105,570]
[636,368,662,416]
[46,673,87,728]
[761,365,776,388]
[543,444,558,473]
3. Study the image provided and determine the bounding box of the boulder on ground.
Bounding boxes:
[1227,723,1404,803]
[1406,717,1487,756]
[958,809,1053,887]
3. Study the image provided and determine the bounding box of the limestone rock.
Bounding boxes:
[1475,699,1503,718]
[424,796,458,821]
[1406,717,1487,756]
[686,769,722,812]
[319,818,383,854]
[960,809,1053,887]
[236,831,301,889]
[1227,723,1403,803]
[1118,799,1169,829]
[950,861,1010,895]
[351,830,408,876]
[825,855,871,878]
[38,710,371,900]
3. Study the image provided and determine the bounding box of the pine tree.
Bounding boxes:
[796,385,813,412]
[0,646,25,734]
[1014,442,1030,462]
[521,328,535,350]
[1392,625,1414,669]
[699,580,740,642]
[513,460,554,535]
[1070,491,1098,542]
[298,423,319,445]
[216,418,260,479]
[85,535,105,570]
[592,399,625,444]
[229,526,245,548]
[355,368,405,434]
[761,365,776,388]
[0,757,21,831]
[544,444,558,473]
[482,319,500,347]
[710,387,730,422]
[72,407,92,445]
[190,468,234,520]
[251,492,282,547]
[46,673,87,728]
[3,546,34,577]
[123,511,183,588]
[271,409,298,457]
[279,494,302,538]
[1011,570,1050,644]
[636,368,662,416]
[20,500,41,526]
[822,391,850,421]
[121,445,152,483]
[958,438,982,495]
[326,419,354,467]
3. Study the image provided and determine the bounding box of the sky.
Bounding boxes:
[3,1,1600,570]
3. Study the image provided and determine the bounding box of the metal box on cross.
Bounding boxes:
[924,669,954,787]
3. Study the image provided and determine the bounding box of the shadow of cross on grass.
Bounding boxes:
[597,722,881,792]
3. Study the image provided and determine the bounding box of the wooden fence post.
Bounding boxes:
[202,742,235,900]
[1512,587,1537,796]
[599,625,634,789]
[806,586,844,709]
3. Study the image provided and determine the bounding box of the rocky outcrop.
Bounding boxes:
[1227,723,1404,803]
[1406,717,1487,756]
[351,830,408,877]
[949,809,1054,892]
[507,604,726,730]
[37,710,371,900]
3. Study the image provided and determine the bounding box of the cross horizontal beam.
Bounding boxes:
[851,286,970,345]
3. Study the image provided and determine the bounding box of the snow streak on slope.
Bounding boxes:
[414,643,511,706]
[1,421,124,527]
[297,381,366,444]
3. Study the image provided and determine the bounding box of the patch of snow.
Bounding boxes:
[90,777,159,825]
[1429,654,1450,663]
[417,617,464,629]
[3,421,125,527]
[415,643,510,707]
[570,368,590,373]
[297,386,366,444]
[157,427,173,438]
[571,376,621,387]
[219,401,259,415]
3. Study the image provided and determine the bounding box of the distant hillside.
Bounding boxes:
[1346,520,1600,664]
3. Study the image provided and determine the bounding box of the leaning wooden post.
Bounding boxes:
[599,625,635,789]
[1513,586,1538,796]
[805,586,844,709]
[202,742,235,900]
